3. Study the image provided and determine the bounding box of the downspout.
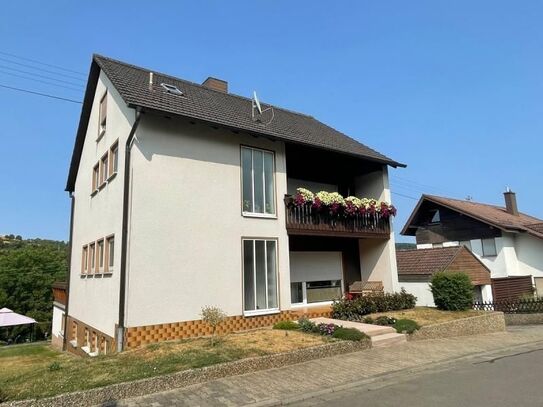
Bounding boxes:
[117,107,143,352]
[62,192,75,351]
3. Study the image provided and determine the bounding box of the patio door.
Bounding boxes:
[289,251,343,305]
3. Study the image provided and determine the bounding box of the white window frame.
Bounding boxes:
[242,238,280,316]
[240,146,277,218]
[290,279,344,308]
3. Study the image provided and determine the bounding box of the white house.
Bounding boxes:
[401,192,543,303]
[56,54,405,354]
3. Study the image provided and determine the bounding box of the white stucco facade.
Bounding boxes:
[66,68,401,343]
[68,72,134,337]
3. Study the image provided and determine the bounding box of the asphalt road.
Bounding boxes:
[291,344,543,407]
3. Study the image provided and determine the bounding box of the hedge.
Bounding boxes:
[331,289,416,320]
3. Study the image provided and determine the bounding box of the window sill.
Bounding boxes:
[90,189,99,197]
[290,301,333,309]
[98,182,107,191]
[107,172,117,182]
[243,309,280,317]
[69,340,78,348]
[242,212,277,220]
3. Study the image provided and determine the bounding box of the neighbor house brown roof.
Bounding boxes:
[401,194,543,240]
[396,246,491,285]
[397,247,463,276]
[66,55,404,191]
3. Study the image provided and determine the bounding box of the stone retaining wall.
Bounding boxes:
[409,312,506,341]
[1,339,370,407]
[504,313,543,326]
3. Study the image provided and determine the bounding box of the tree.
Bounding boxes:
[0,239,68,341]
[201,306,226,346]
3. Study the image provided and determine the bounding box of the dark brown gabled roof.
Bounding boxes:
[396,246,463,276]
[66,54,404,191]
[401,194,543,240]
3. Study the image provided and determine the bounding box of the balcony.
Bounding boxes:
[284,195,391,238]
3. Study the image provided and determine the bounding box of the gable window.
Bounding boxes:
[98,91,107,138]
[97,239,105,273]
[481,238,497,257]
[243,239,278,315]
[100,153,109,185]
[109,141,119,176]
[241,146,275,216]
[105,235,114,273]
[430,209,441,224]
[92,164,100,192]
[81,245,88,274]
[89,242,96,273]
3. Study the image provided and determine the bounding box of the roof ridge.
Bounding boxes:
[93,53,316,119]
[424,194,542,221]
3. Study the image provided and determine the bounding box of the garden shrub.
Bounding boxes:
[362,316,374,324]
[317,323,339,336]
[273,320,299,330]
[297,318,318,333]
[393,319,420,334]
[332,327,368,341]
[331,289,416,320]
[374,316,397,326]
[201,306,227,346]
[430,272,473,311]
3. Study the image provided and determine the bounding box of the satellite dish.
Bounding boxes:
[253,91,262,114]
[252,91,274,125]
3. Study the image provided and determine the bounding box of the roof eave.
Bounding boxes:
[126,102,406,169]
[65,59,101,192]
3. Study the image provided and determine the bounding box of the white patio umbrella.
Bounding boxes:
[0,308,36,327]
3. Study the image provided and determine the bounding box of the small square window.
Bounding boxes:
[98,91,107,138]
[481,238,497,257]
[109,141,119,176]
[97,239,105,272]
[81,245,88,274]
[105,235,114,273]
[89,243,96,272]
[100,153,109,185]
[92,164,100,192]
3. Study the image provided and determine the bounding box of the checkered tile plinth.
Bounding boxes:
[125,308,332,349]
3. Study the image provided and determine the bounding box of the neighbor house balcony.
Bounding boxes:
[284,195,391,238]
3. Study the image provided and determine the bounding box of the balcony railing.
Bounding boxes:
[284,195,391,238]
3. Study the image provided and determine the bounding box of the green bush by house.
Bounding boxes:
[393,319,419,334]
[430,272,474,311]
[332,327,368,341]
[331,289,417,320]
[272,320,299,330]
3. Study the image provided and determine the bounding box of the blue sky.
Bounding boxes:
[1,1,542,242]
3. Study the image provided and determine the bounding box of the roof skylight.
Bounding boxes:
[160,83,183,96]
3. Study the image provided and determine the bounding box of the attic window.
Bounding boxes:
[160,83,183,96]
[430,209,441,224]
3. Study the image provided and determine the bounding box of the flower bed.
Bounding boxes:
[291,188,397,219]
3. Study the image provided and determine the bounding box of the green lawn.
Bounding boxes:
[0,329,328,402]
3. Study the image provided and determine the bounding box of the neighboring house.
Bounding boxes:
[51,282,67,349]
[61,54,405,354]
[401,191,543,301]
[396,246,492,306]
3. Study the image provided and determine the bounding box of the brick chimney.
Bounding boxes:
[504,189,519,216]
[202,77,228,93]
